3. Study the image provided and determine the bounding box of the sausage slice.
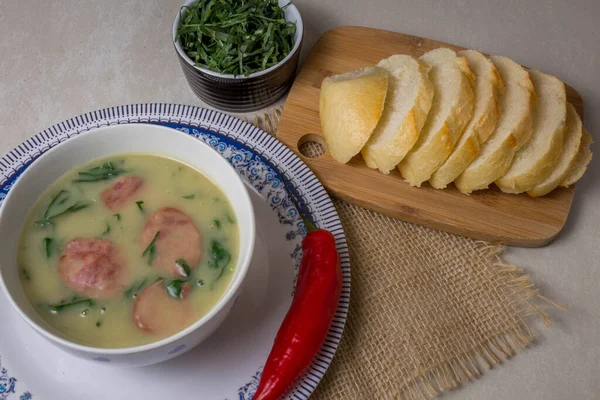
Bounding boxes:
[58,238,128,299]
[133,280,195,336]
[139,208,202,276]
[102,176,144,211]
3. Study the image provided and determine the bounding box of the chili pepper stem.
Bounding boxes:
[279,173,318,233]
[295,205,318,233]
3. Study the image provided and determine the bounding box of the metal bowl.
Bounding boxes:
[172,0,304,112]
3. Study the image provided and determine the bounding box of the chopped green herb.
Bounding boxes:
[35,190,89,226]
[43,237,53,258]
[49,297,95,314]
[216,265,230,281]
[72,161,127,183]
[44,202,89,219]
[175,258,192,277]
[182,194,195,199]
[124,278,149,299]
[21,267,31,281]
[44,190,69,219]
[96,320,102,328]
[226,213,236,224]
[113,213,121,221]
[208,240,231,280]
[136,201,144,211]
[101,306,107,313]
[142,231,160,265]
[101,222,111,236]
[176,0,296,77]
[166,279,188,300]
[213,219,222,229]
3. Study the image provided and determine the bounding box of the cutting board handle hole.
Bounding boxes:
[298,134,327,159]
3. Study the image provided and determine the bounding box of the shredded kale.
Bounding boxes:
[166,279,189,300]
[176,258,192,277]
[176,0,296,76]
[142,231,160,265]
[72,161,126,183]
[49,296,95,314]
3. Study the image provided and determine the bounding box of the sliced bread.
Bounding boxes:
[361,55,434,173]
[429,50,505,188]
[561,127,593,187]
[454,56,536,194]
[496,69,567,193]
[397,48,475,186]
[320,66,388,163]
[528,103,582,197]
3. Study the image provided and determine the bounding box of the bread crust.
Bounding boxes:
[528,103,583,197]
[362,56,434,173]
[398,50,475,186]
[561,127,593,188]
[496,70,567,193]
[320,66,388,163]
[429,50,505,189]
[454,56,536,194]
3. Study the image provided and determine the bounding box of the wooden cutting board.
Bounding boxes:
[277,26,586,247]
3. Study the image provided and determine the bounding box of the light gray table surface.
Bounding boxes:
[0,0,598,399]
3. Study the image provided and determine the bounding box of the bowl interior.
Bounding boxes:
[0,124,255,353]
[172,0,303,79]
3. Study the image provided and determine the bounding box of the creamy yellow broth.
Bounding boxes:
[18,154,239,348]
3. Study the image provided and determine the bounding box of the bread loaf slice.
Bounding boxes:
[496,69,567,193]
[454,56,536,194]
[320,66,388,163]
[561,127,593,187]
[398,48,475,186]
[528,103,582,197]
[429,50,505,188]
[361,55,434,173]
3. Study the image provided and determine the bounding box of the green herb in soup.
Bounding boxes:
[73,161,127,183]
[142,230,160,266]
[43,237,53,258]
[166,279,189,300]
[18,154,239,348]
[101,222,111,236]
[209,240,231,280]
[176,0,296,76]
[135,200,144,211]
[176,258,192,277]
[34,190,89,227]
[49,296,95,314]
[124,277,151,299]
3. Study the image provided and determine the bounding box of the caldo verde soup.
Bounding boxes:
[18,154,239,348]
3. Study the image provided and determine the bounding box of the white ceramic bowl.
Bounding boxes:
[0,124,255,367]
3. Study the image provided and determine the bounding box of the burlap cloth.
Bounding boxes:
[251,110,560,399]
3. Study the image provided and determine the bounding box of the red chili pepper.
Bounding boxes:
[252,186,342,400]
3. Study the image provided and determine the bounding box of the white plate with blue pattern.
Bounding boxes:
[0,104,350,400]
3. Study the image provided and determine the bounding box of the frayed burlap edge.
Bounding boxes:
[396,242,564,400]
